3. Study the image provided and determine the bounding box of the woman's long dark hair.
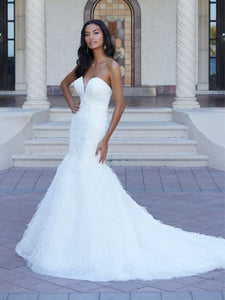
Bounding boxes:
[75,19,116,78]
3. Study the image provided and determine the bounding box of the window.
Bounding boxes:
[93,0,133,86]
[85,0,141,86]
[7,0,15,78]
[209,0,217,89]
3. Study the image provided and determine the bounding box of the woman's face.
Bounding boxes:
[84,23,104,50]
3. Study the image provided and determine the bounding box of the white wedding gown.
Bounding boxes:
[15,76,225,282]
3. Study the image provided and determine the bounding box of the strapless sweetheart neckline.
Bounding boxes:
[81,75,112,93]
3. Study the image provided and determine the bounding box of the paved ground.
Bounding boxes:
[0,166,224,300]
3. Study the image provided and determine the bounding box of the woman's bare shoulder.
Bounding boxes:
[107,58,120,68]
[106,58,120,76]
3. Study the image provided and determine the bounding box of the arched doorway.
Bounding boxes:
[84,0,141,86]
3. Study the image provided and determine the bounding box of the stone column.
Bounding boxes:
[22,0,50,109]
[172,0,200,109]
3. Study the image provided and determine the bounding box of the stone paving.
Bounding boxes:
[0,166,224,300]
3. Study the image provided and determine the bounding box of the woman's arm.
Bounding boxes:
[60,66,80,114]
[95,61,125,163]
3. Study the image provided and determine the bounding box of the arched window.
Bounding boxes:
[84,0,141,86]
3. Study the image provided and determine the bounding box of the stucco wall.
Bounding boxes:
[46,0,83,85]
[140,0,176,86]
[15,0,208,89]
[46,0,177,86]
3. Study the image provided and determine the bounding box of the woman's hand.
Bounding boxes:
[70,100,80,114]
[95,138,108,163]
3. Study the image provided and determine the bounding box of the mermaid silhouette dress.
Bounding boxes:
[15,76,225,282]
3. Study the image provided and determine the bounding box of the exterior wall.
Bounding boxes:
[45,0,177,87]
[46,0,83,87]
[14,0,209,92]
[141,0,176,86]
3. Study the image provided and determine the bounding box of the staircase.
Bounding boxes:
[12,107,208,167]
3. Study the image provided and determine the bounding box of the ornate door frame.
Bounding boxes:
[84,0,141,86]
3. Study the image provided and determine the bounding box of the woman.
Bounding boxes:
[15,19,225,282]
[60,19,125,164]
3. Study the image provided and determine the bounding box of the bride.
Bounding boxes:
[15,19,225,282]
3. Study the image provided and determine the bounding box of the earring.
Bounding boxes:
[104,44,106,51]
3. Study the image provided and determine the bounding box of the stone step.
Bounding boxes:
[33,121,188,138]
[12,152,208,168]
[24,137,197,153]
[50,107,173,122]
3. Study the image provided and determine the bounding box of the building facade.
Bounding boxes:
[0,0,224,107]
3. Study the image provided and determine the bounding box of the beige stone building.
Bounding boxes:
[0,0,224,171]
[0,0,224,108]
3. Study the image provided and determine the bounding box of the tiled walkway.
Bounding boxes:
[0,166,224,300]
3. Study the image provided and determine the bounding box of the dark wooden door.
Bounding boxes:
[0,0,15,90]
